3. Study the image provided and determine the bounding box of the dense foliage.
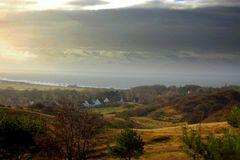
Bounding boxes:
[0,112,46,160]
[0,107,105,160]
[227,106,240,128]
[109,128,145,160]
[182,107,240,160]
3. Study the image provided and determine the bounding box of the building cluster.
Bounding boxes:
[82,97,124,107]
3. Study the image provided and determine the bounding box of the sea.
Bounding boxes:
[0,72,240,89]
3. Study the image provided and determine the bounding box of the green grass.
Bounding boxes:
[91,103,145,116]
[91,106,130,115]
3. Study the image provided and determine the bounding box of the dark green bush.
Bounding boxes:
[182,127,205,160]
[109,128,145,160]
[182,106,240,160]
[182,127,240,160]
[0,111,46,160]
[227,106,240,128]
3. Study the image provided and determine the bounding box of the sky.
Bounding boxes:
[0,0,240,85]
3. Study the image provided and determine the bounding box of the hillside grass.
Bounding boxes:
[91,104,186,129]
[0,107,230,160]
[91,103,145,116]
[130,117,185,129]
[96,122,229,160]
[91,106,131,115]
[0,107,54,119]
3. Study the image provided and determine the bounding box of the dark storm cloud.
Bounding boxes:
[6,7,240,53]
[1,6,240,76]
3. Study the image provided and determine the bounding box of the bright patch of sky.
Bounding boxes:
[1,0,240,11]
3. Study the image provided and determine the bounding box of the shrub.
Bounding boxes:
[51,106,105,160]
[227,106,240,128]
[182,127,205,160]
[182,127,240,160]
[0,111,46,160]
[182,106,240,160]
[109,128,145,160]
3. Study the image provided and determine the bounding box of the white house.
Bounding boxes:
[94,99,102,106]
[82,100,90,107]
[104,97,110,103]
[119,97,124,103]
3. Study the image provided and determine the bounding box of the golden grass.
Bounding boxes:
[148,106,184,122]
[130,117,184,129]
[96,122,229,160]
[0,106,230,160]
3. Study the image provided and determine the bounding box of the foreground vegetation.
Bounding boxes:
[182,107,240,160]
[0,106,106,160]
[0,112,45,160]
[0,106,232,160]
[109,128,145,160]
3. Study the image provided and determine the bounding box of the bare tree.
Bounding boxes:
[52,105,105,160]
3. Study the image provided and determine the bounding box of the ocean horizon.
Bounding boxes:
[1,72,240,89]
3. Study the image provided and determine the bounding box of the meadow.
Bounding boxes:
[0,106,230,160]
[94,122,229,160]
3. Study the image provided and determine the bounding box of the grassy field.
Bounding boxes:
[91,103,145,116]
[91,106,132,115]
[91,104,185,129]
[130,117,185,129]
[0,107,230,160]
[0,107,54,119]
[96,122,229,160]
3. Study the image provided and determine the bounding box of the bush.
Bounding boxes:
[0,111,46,160]
[51,106,105,160]
[182,127,240,160]
[227,106,240,128]
[182,127,205,160]
[182,106,240,160]
[109,128,145,160]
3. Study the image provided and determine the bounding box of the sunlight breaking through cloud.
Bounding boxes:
[1,0,240,11]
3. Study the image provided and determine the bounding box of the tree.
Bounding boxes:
[182,106,240,160]
[51,105,105,160]
[0,112,46,160]
[109,128,145,160]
